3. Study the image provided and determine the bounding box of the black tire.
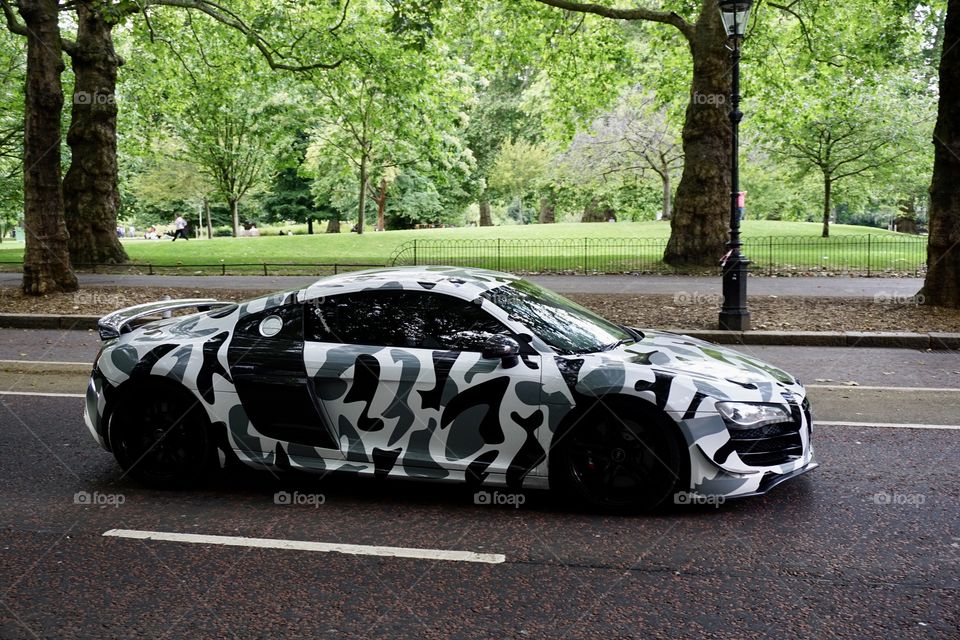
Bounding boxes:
[550,401,684,512]
[108,382,212,489]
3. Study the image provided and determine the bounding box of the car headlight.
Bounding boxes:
[715,402,792,429]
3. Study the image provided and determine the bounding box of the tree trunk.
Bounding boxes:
[478,198,493,226]
[660,172,672,221]
[307,218,314,234]
[62,2,127,265]
[229,197,239,237]
[821,175,832,238]
[923,0,960,308]
[582,198,606,223]
[539,197,555,224]
[204,196,212,239]
[356,153,368,235]
[375,177,387,231]
[663,8,731,266]
[19,0,77,294]
[326,218,340,233]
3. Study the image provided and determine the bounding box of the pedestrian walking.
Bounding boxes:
[172,215,189,241]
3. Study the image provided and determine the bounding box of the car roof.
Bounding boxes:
[299,266,521,302]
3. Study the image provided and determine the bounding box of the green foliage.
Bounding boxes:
[0,28,24,230]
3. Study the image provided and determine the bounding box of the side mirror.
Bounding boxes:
[481,334,520,361]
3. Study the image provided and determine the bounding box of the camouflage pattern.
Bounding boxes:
[83,266,816,499]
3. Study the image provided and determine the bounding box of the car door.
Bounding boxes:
[227,300,341,466]
[304,289,546,488]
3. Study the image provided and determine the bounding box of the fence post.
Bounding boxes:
[583,238,588,274]
[768,237,773,276]
[263,263,268,276]
[334,263,339,275]
[497,238,501,272]
[413,239,418,266]
[221,261,226,276]
[867,235,871,277]
[148,263,154,276]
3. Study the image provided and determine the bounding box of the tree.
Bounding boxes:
[463,72,543,227]
[923,0,960,308]
[488,139,551,223]
[528,0,917,263]
[0,28,23,241]
[4,0,346,268]
[527,0,736,264]
[563,87,682,221]
[305,0,475,233]
[13,0,77,293]
[760,77,911,237]
[61,1,127,265]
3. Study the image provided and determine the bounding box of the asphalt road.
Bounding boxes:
[0,331,957,638]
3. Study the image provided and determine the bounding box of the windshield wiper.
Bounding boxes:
[603,338,634,351]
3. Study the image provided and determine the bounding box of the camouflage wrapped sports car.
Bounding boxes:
[84,267,816,511]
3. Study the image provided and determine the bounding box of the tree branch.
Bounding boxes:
[532,0,693,41]
[144,0,343,71]
[0,0,27,36]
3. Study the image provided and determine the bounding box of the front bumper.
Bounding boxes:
[83,367,110,451]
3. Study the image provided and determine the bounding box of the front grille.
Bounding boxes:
[727,420,803,467]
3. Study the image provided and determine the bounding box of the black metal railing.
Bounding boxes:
[0,261,384,277]
[388,235,927,276]
[0,235,927,277]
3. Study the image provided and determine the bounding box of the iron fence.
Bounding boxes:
[388,235,927,276]
[0,235,927,278]
[0,261,384,277]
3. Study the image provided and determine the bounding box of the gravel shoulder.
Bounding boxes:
[2,285,959,333]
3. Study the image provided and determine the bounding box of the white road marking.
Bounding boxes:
[0,390,85,398]
[815,421,960,431]
[0,359,90,367]
[103,529,506,564]
[808,385,960,392]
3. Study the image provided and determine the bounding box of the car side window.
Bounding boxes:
[305,290,510,351]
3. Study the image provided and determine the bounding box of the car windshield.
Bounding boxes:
[481,279,634,355]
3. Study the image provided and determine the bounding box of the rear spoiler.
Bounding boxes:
[97,298,234,340]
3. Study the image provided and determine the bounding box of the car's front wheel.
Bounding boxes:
[108,382,212,489]
[551,401,684,512]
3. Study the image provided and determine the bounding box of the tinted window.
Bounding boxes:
[481,279,632,355]
[305,290,510,351]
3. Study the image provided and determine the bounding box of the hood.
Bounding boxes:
[618,330,799,387]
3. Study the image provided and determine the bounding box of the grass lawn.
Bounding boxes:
[0,221,913,270]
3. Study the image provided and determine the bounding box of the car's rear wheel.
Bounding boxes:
[109,383,212,489]
[551,401,684,512]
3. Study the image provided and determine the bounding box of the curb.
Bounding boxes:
[678,329,960,350]
[0,313,957,350]
[0,313,99,331]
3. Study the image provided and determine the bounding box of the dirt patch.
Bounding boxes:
[566,293,960,333]
[2,286,959,333]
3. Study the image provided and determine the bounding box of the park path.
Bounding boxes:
[0,271,923,297]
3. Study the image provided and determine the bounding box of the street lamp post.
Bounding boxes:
[718,0,753,331]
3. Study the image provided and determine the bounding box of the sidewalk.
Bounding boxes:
[0,272,925,298]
